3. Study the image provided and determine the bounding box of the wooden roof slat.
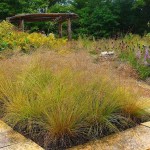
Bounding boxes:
[8,13,78,23]
[6,13,77,41]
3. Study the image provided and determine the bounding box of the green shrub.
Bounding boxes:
[0,21,67,52]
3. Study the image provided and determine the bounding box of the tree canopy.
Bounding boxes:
[0,0,150,38]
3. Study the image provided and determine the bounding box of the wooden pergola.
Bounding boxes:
[7,13,78,40]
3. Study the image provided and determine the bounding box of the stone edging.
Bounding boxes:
[70,122,150,150]
[0,120,44,150]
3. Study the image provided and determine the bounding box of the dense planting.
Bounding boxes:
[0,21,150,149]
[0,0,150,149]
[65,35,150,79]
[118,35,150,79]
[0,52,149,149]
[0,21,150,79]
[0,21,66,52]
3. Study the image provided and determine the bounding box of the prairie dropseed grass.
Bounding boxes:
[0,52,149,149]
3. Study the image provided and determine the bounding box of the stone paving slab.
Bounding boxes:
[70,125,150,150]
[1,119,150,150]
[1,141,43,150]
[0,130,27,148]
[138,81,150,90]
[0,121,12,134]
[141,122,150,128]
[0,120,44,150]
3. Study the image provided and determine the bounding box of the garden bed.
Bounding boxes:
[0,51,149,150]
[0,21,150,149]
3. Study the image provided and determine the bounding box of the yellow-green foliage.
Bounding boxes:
[0,21,67,52]
[0,53,149,149]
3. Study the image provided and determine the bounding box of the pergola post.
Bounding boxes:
[67,18,72,41]
[7,13,78,37]
[58,22,63,38]
[6,17,10,22]
[19,19,24,32]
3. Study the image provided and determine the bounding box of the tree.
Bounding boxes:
[0,0,21,20]
[72,0,120,38]
[133,0,150,34]
[0,0,65,20]
[1,0,150,37]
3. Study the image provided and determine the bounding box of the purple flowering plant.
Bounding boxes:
[136,46,150,66]
[144,46,150,66]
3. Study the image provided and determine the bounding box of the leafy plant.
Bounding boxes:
[0,21,67,52]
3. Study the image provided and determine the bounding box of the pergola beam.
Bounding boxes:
[7,13,78,40]
[8,13,78,23]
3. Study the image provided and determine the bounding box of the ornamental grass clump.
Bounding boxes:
[0,53,149,149]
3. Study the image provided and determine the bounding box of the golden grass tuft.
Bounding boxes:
[0,51,149,149]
